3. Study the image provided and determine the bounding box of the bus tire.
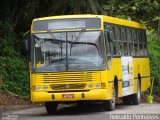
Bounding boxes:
[45,102,58,114]
[103,85,116,111]
[131,79,141,105]
[122,79,141,105]
[122,96,132,105]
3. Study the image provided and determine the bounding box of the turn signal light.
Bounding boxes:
[101,82,106,88]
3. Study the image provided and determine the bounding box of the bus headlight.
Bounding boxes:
[88,83,93,88]
[43,85,48,91]
[95,83,101,88]
[35,86,41,91]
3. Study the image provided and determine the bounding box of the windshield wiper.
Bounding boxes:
[71,28,86,48]
[70,29,86,55]
[48,30,62,47]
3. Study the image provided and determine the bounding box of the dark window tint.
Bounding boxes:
[116,27,123,55]
[127,29,133,55]
[137,31,143,56]
[122,28,128,55]
[110,26,117,55]
[104,23,148,57]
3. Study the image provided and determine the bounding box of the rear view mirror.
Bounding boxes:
[23,31,31,51]
[24,38,29,50]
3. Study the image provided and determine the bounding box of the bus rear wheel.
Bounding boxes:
[122,96,132,105]
[45,102,58,114]
[131,79,141,105]
[122,79,141,105]
[103,86,116,111]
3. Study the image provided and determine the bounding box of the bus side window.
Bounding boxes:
[127,29,133,55]
[115,26,122,56]
[111,26,117,55]
[141,31,145,56]
[138,30,143,56]
[104,24,114,70]
[104,24,114,56]
[143,31,148,56]
[133,30,138,56]
[121,28,128,55]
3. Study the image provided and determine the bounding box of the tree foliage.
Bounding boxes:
[0,0,159,33]
[147,29,160,95]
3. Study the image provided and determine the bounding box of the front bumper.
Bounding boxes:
[31,89,111,102]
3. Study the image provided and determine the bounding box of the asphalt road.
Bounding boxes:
[1,103,160,120]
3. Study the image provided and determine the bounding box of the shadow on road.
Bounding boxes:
[56,104,106,115]
[28,103,112,117]
[7,103,160,119]
[16,103,125,118]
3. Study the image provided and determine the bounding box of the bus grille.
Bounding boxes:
[36,71,100,84]
[50,83,86,90]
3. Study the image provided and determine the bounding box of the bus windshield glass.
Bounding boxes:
[31,31,105,72]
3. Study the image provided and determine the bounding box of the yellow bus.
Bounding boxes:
[25,15,151,114]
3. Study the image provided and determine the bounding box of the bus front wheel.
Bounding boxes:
[45,102,58,114]
[103,86,116,111]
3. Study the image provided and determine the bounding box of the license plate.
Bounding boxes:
[62,94,74,99]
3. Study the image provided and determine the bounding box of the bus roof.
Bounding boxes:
[33,15,146,30]
[102,16,146,29]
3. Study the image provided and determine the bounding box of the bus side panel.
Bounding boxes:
[133,58,151,93]
[100,70,112,100]
[140,58,151,92]
[110,57,123,97]
[133,58,139,94]
[30,73,36,101]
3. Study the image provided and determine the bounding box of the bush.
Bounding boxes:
[0,21,29,97]
[0,56,29,97]
[147,29,160,96]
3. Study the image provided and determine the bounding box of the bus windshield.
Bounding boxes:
[31,31,105,72]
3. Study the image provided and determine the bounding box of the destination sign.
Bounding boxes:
[33,18,101,31]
